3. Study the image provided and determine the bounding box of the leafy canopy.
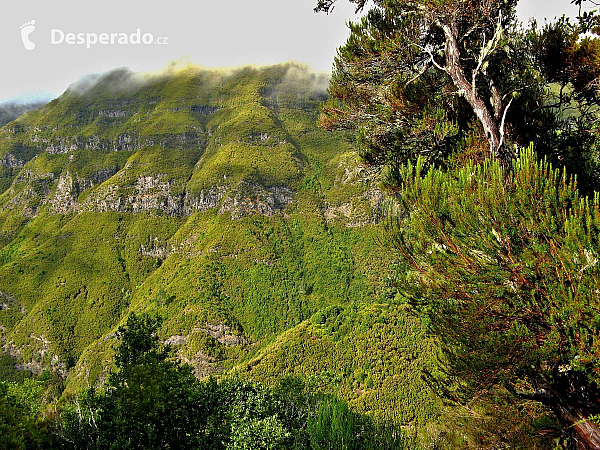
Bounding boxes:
[386,148,600,445]
[317,0,600,189]
[93,313,207,450]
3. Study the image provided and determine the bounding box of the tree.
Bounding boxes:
[57,315,407,450]
[386,148,600,448]
[308,397,360,450]
[0,380,58,450]
[315,1,600,444]
[93,313,207,450]
[316,0,600,189]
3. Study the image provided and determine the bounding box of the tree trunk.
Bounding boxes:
[553,401,600,449]
[440,23,512,166]
[548,371,600,450]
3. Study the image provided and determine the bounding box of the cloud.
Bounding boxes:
[279,63,330,97]
[60,61,330,105]
[260,62,330,107]
[65,68,145,96]
[63,59,206,97]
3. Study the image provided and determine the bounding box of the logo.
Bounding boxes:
[51,29,168,48]
[20,20,36,50]
[17,20,168,51]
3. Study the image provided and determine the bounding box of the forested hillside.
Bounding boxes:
[0,63,446,448]
[3,0,600,447]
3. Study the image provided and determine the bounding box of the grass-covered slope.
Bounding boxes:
[0,63,438,424]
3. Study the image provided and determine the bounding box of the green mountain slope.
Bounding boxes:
[0,63,438,425]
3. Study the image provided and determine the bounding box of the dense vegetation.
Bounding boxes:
[387,149,600,447]
[2,0,600,447]
[317,0,600,190]
[0,64,443,448]
[317,0,600,447]
[2,313,410,449]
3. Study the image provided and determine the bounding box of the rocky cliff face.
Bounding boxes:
[46,172,294,218]
[0,153,24,168]
[39,132,206,155]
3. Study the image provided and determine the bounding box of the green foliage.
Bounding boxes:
[0,379,58,449]
[387,147,600,441]
[519,17,600,192]
[56,317,411,450]
[318,0,519,163]
[58,390,101,450]
[0,65,379,365]
[390,148,600,386]
[94,313,206,450]
[227,415,290,450]
[112,313,166,367]
[308,397,360,450]
[319,0,600,190]
[239,302,440,425]
[0,63,439,443]
[0,352,32,382]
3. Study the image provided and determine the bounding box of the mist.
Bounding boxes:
[62,61,331,103]
[0,100,51,127]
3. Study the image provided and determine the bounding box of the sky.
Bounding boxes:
[0,0,596,103]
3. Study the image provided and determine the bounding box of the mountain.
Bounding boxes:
[0,100,52,128]
[0,63,438,426]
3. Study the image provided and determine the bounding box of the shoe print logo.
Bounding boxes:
[20,20,36,50]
